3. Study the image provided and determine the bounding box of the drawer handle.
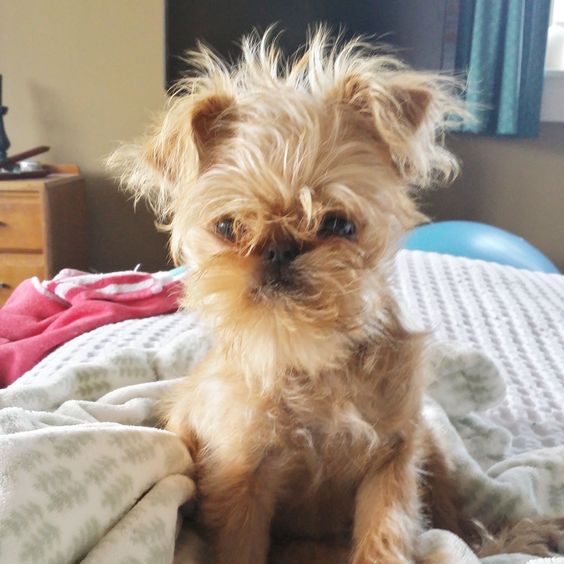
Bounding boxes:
[0,221,7,228]
[0,282,11,290]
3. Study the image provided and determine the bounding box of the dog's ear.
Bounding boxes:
[107,92,235,218]
[343,75,431,132]
[336,72,459,189]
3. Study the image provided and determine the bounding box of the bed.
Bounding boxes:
[0,249,563,563]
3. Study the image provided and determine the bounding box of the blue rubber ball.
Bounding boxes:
[403,221,560,274]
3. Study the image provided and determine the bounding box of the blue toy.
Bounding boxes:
[403,221,560,274]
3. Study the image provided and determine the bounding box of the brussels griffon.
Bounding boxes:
[109,29,562,564]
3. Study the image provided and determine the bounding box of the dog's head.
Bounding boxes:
[109,29,461,375]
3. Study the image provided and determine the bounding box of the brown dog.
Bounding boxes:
[109,29,561,563]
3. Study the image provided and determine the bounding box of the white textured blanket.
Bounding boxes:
[0,250,563,564]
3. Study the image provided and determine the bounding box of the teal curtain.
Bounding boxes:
[456,0,551,137]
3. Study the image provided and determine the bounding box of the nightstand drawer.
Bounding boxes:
[0,174,87,304]
[0,253,45,306]
[0,191,43,251]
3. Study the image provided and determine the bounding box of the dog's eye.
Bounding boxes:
[318,215,356,238]
[215,218,235,241]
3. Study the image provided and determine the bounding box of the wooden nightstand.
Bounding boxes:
[0,173,89,305]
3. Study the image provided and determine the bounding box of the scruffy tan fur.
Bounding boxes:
[109,29,562,563]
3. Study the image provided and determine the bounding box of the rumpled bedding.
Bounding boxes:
[0,268,183,386]
[0,250,563,563]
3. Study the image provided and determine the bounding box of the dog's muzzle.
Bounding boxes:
[260,239,301,289]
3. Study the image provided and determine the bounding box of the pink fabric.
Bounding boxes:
[0,269,183,387]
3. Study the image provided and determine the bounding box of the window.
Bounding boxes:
[546,0,564,70]
[541,0,564,121]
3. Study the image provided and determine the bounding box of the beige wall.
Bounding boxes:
[1,0,170,272]
[425,124,564,271]
[2,1,563,272]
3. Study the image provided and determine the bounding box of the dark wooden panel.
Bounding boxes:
[165,0,457,87]
[42,177,89,276]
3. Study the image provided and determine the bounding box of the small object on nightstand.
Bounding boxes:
[0,74,10,163]
[0,76,52,179]
[0,172,89,306]
[18,160,44,173]
[0,146,51,179]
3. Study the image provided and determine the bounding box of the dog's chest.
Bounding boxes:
[270,389,377,540]
[274,373,381,476]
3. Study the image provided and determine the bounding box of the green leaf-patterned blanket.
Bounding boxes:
[0,315,562,564]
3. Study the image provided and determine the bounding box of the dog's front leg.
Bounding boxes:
[199,455,279,564]
[350,443,420,564]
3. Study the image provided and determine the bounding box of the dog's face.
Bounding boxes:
[172,90,408,333]
[109,30,460,373]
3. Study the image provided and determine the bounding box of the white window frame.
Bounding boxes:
[542,0,564,121]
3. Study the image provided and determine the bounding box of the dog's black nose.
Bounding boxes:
[262,240,301,267]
